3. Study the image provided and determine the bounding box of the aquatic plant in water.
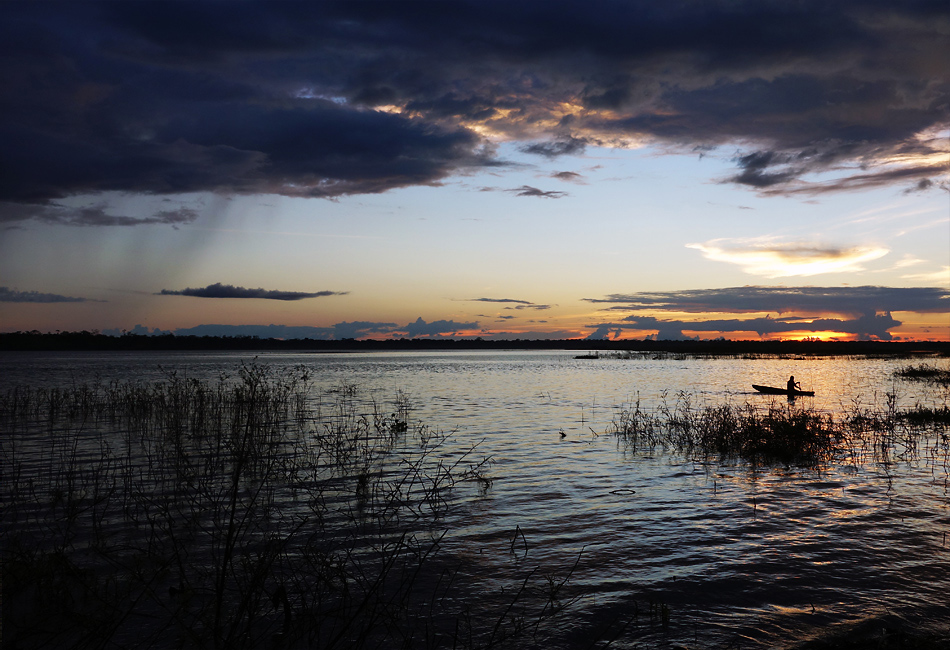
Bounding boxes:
[0,365,581,649]
[895,363,950,386]
[612,392,948,468]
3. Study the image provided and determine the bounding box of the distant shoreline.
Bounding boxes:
[1,331,948,356]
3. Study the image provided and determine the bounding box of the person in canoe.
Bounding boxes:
[787,375,801,393]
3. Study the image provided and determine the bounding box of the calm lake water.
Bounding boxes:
[3,350,950,648]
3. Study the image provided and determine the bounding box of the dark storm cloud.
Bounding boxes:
[1,0,947,224]
[159,283,347,301]
[0,287,94,303]
[0,97,486,204]
[730,151,803,189]
[585,286,949,317]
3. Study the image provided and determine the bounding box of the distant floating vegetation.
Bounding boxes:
[575,350,704,360]
[575,350,817,361]
[895,363,950,386]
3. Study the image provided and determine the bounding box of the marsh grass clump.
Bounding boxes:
[896,363,950,385]
[739,406,838,465]
[896,405,950,426]
[613,398,839,466]
[3,365,582,650]
[612,391,949,468]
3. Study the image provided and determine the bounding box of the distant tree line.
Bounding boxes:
[1,330,947,356]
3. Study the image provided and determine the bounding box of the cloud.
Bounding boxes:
[584,285,950,318]
[743,160,950,197]
[0,286,94,303]
[887,255,926,270]
[520,137,588,158]
[472,328,579,340]
[113,320,466,339]
[903,178,944,194]
[333,321,399,339]
[172,324,335,339]
[901,266,950,285]
[463,297,553,310]
[467,297,534,305]
[74,207,199,228]
[149,315,912,341]
[605,312,904,340]
[159,283,347,300]
[146,318,589,340]
[507,304,553,311]
[4,0,944,225]
[585,326,610,340]
[509,186,568,199]
[403,317,479,337]
[551,171,585,183]
[687,239,889,277]
[1,203,200,228]
[102,324,171,337]
[730,151,803,188]
[166,320,463,340]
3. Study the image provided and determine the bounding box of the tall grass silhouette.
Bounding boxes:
[1,364,578,649]
[611,389,950,467]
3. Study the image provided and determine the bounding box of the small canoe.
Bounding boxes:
[752,384,815,397]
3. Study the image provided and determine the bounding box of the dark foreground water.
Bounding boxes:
[2,350,949,649]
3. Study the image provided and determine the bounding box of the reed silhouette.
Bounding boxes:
[1,364,584,649]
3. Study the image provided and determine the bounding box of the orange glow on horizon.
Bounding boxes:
[773,331,854,342]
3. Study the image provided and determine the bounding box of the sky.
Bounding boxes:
[1,1,948,342]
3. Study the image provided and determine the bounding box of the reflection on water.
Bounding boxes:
[2,350,949,648]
